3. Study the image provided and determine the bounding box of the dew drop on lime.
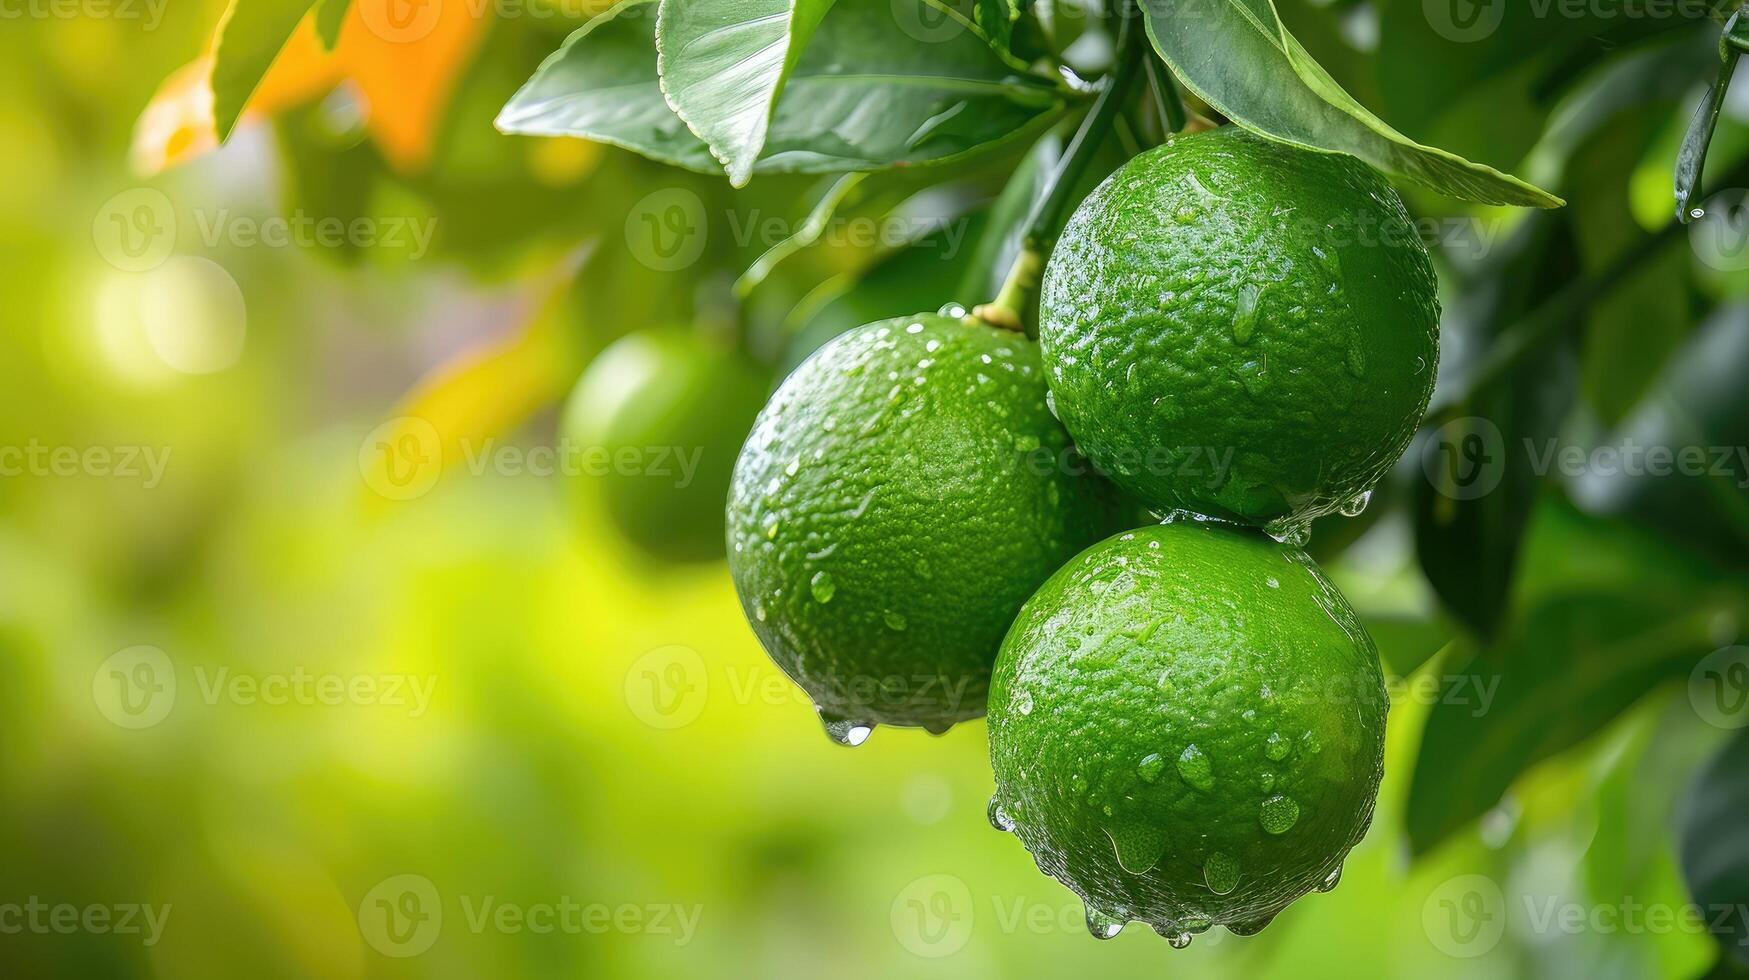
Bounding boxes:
[1263,517,1310,547]
[1015,689,1034,716]
[1137,752,1165,783]
[1260,794,1300,834]
[1317,862,1343,892]
[1085,906,1125,940]
[1203,851,1240,895]
[754,602,767,623]
[1232,282,1263,343]
[938,302,967,318]
[761,512,781,540]
[883,609,907,631]
[1339,490,1373,517]
[1259,770,1275,792]
[816,710,873,746]
[987,796,1015,832]
[1264,731,1291,761]
[809,571,835,603]
[1176,744,1215,791]
[1165,930,1193,949]
[1108,825,1167,874]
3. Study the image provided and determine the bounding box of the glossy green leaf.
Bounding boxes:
[977,0,1020,52]
[1406,589,1746,856]
[496,0,720,173]
[501,0,1065,178]
[211,0,323,140]
[1677,10,1748,223]
[1138,0,1563,207]
[655,0,837,187]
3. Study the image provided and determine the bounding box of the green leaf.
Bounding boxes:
[496,0,721,173]
[976,0,1020,52]
[1677,10,1749,223]
[1681,726,1749,966]
[1406,589,1743,857]
[501,0,1066,178]
[314,0,349,50]
[1137,0,1563,207]
[655,0,837,187]
[211,0,323,141]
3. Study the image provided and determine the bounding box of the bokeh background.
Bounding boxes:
[5,0,1749,977]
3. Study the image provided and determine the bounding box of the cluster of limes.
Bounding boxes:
[725,128,1439,942]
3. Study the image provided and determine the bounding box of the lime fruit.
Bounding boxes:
[987,520,1387,941]
[1039,127,1440,537]
[728,313,1136,740]
[562,329,768,563]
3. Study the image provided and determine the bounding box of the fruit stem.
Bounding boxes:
[969,6,1147,334]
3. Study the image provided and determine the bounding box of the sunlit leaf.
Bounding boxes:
[655,0,837,186]
[1138,0,1562,207]
[211,0,324,140]
[315,0,351,49]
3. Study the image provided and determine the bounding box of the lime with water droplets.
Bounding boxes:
[1038,127,1439,527]
[986,521,1387,938]
[727,313,1141,739]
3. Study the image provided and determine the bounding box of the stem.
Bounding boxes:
[969,6,1146,333]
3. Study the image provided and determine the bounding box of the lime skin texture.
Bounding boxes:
[1039,127,1440,529]
[987,520,1388,939]
[563,328,769,563]
[727,313,1136,735]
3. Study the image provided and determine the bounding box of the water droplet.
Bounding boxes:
[1263,517,1310,547]
[809,571,836,603]
[987,796,1015,832]
[1015,689,1034,716]
[1107,825,1167,874]
[883,610,907,631]
[754,602,768,623]
[1227,914,1274,936]
[1317,863,1343,892]
[1259,795,1300,834]
[761,512,781,540]
[905,322,924,334]
[1177,744,1215,791]
[1173,205,1201,224]
[1301,730,1322,754]
[921,719,952,736]
[1259,771,1275,792]
[1265,576,1280,589]
[817,710,873,746]
[1264,731,1291,761]
[1203,851,1240,895]
[784,457,801,477]
[1085,907,1125,940]
[1232,282,1263,343]
[1165,930,1193,949]
[938,302,967,318]
[1339,490,1372,517]
[1137,752,1165,783]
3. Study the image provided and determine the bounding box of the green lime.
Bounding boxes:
[562,329,768,563]
[728,313,1136,740]
[1039,127,1440,538]
[987,520,1387,941]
